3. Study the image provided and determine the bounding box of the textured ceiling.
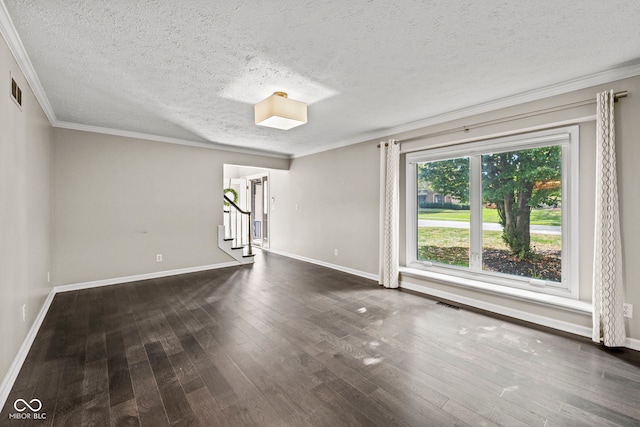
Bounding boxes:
[3,0,640,157]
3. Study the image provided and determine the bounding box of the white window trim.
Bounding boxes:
[405,126,580,300]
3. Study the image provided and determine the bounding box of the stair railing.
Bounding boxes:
[224,195,252,256]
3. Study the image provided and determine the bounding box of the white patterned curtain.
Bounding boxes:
[592,90,626,347]
[379,140,400,288]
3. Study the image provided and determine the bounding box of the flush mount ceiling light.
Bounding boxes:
[254,92,307,130]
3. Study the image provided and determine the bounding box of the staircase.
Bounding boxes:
[218,195,254,265]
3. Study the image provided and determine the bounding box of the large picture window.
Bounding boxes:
[406,126,579,298]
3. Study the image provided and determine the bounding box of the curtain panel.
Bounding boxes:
[592,89,626,347]
[379,140,400,288]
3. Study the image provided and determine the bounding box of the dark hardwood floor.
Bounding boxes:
[2,251,639,426]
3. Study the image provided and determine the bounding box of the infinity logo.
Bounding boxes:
[13,398,42,412]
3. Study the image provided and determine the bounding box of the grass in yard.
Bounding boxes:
[525,209,563,226]
[481,230,560,252]
[417,227,470,266]
[418,207,561,226]
[417,227,561,254]
[418,227,469,249]
[418,209,476,223]
[419,246,470,267]
[417,227,562,280]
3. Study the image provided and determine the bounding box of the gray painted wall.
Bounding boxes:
[2,33,640,399]
[271,76,640,341]
[52,129,289,286]
[270,142,379,275]
[397,77,639,339]
[0,35,53,388]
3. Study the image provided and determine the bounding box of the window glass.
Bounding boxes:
[407,126,578,297]
[481,147,562,282]
[417,157,470,267]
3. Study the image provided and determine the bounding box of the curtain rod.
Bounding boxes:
[376,140,399,148]
[377,90,627,146]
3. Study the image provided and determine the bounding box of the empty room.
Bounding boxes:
[1,1,639,426]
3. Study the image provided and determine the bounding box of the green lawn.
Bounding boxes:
[417,227,561,252]
[417,227,562,274]
[418,207,561,226]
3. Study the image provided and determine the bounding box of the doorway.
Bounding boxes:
[250,175,268,248]
[223,165,271,251]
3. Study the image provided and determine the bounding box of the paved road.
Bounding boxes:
[418,219,561,235]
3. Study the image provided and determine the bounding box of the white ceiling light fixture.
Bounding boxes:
[254,92,307,130]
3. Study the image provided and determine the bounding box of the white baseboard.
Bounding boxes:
[626,337,640,352]
[401,280,640,351]
[268,251,640,351]
[0,289,56,411]
[267,248,379,282]
[54,261,240,293]
[400,280,593,338]
[2,258,637,411]
[1,260,239,410]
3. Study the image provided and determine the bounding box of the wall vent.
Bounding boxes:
[10,75,22,108]
[436,301,461,310]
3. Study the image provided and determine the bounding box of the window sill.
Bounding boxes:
[399,266,592,314]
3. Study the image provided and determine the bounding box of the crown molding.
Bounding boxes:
[1,3,290,160]
[3,1,640,160]
[294,62,640,158]
[54,121,291,159]
[0,0,56,124]
[61,59,640,161]
[386,62,640,137]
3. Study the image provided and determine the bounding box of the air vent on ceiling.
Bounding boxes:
[11,75,22,108]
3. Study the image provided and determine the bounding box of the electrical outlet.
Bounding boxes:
[623,303,633,318]
[156,254,163,262]
[22,304,26,322]
[334,249,339,256]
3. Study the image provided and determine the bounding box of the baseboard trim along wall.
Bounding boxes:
[0,260,239,410]
[54,261,240,293]
[0,290,56,411]
[2,257,638,410]
[269,249,640,352]
[400,280,593,338]
[267,248,379,282]
[399,279,640,352]
[627,337,640,352]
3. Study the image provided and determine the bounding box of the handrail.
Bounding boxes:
[223,194,252,256]
[224,195,251,215]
